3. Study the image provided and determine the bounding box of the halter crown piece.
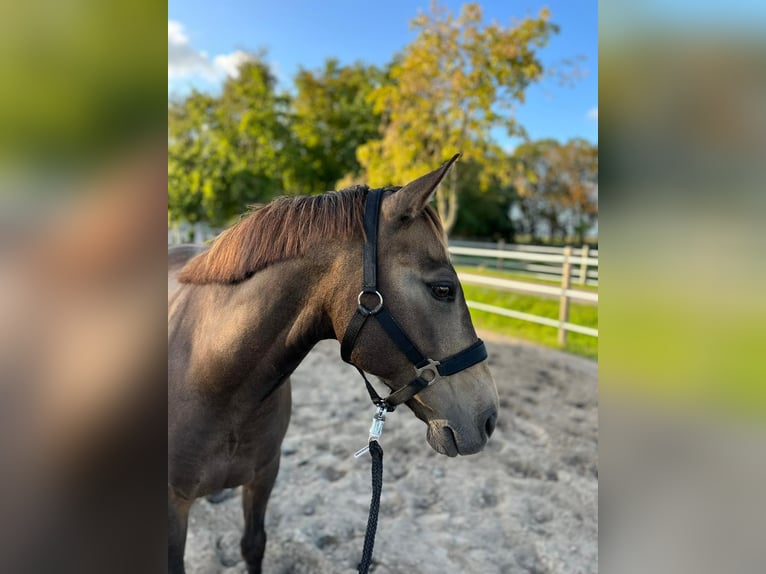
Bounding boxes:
[341,188,488,448]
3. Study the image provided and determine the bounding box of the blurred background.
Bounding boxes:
[0,0,763,572]
[0,1,166,573]
[600,1,766,573]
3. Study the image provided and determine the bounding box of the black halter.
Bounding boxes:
[341,188,488,412]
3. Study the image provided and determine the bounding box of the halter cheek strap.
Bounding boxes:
[340,188,487,411]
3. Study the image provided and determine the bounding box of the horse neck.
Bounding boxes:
[171,253,340,395]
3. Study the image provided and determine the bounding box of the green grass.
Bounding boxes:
[461,282,598,360]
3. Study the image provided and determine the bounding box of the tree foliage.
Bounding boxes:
[357,1,558,233]
[167,4,597,246]
[450,158,516,239]
[168,60,292,226]
[511,138,598,243]
[290,59,383,193]
[168,57,384,225]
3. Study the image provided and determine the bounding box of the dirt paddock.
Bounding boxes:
[184,332,598,574]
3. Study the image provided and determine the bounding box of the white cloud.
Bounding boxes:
[587,107,598,121]
[213,51,258,79]
[168,21,256,81]
[168,21,215,79]
[167,21,187,46]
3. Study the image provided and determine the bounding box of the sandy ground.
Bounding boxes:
[185,332,598,574]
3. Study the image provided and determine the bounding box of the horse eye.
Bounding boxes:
[430,283,454,301]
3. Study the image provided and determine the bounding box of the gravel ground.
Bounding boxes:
[184,332,598,574]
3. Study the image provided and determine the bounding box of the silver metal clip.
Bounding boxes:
[354,405,388,458]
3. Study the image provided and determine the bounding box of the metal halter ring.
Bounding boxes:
[357,289,383,316]
[415,358,442,385]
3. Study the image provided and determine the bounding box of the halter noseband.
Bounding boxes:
[340,188,488,412]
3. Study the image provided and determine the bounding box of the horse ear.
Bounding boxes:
[383,154,460,221]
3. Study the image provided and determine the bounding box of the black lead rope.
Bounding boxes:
[358,440,383,574]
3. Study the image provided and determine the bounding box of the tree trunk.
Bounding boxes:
[436,185,446,222]
[439,162,459,235]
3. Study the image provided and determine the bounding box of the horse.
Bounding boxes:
[168,156,499,573]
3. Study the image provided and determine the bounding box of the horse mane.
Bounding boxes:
[179,185,443,285]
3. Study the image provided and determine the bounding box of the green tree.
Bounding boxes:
[450,158,516,240]
[168,91,218,225]
[290,59,383,193]
[216,60,294,205]
[357,1,558,234]
[168,59,293,227]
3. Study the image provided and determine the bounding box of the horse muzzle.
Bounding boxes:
[426,406,497,457]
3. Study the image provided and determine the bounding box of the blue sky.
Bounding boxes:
[168,1,597,146]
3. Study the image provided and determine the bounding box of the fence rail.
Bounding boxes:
[465,301,599,338]
[453,244,598,343]
[448,239,598,287]
[451,239,598,258]
[457,272,598,303]
[449,246,598,266]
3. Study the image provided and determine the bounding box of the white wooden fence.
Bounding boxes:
[449,239,599,286]
[450,245,599,344]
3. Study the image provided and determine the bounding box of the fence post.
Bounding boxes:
[579,244,589,285]
[496,239,505,270]
[558,246,572,346]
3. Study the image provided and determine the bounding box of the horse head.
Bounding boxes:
[331,157,499,456]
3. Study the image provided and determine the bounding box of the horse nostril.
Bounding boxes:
[484,411,497,438]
